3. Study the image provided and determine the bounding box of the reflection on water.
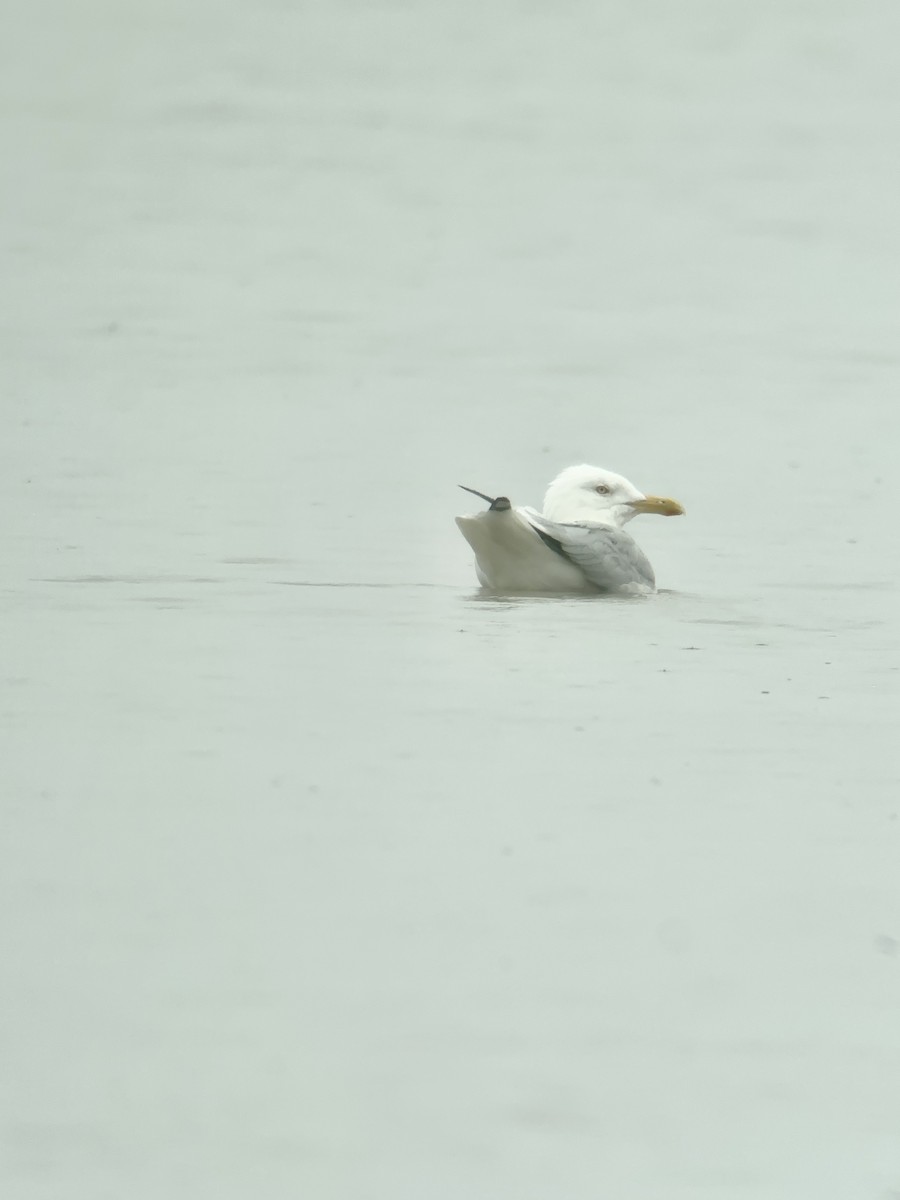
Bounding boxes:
[464,590,647,606]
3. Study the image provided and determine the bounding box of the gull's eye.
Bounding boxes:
[595,484,611,495]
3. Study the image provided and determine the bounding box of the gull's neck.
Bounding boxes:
[542,500,632,527]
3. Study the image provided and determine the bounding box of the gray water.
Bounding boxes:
[3,3,900,1197]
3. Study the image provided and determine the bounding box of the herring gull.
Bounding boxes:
[456,463,684,594]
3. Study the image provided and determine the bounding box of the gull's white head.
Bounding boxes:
[542,464,684,527]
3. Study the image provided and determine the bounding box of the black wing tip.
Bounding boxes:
[458,484,494,503]
[458,485,511,512]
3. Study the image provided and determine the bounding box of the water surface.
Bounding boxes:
[2,2,899,1198]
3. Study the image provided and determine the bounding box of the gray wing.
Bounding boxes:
[521,510,656,592]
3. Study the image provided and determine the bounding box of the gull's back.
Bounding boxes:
[522,510,656,593]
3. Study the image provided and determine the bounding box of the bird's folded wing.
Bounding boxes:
[522,511,656,591]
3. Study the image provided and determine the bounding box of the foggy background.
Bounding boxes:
[2,2,899,1197]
